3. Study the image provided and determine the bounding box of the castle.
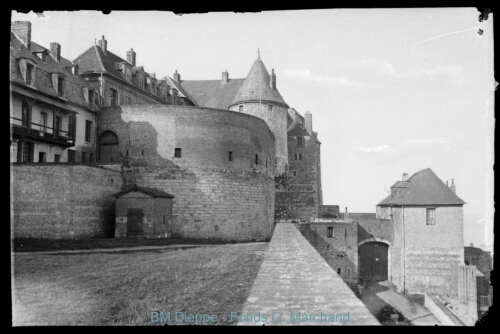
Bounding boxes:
[10,22,322,241]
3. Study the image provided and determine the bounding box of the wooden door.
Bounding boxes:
[359,242,388,281]
[127,209,144,237]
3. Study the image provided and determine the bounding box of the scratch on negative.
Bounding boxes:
[411,25,482,55]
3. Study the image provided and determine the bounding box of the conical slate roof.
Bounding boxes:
[230,53,288,107]
[377,168,466,206]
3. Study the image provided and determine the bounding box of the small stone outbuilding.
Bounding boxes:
[114,184,174,238]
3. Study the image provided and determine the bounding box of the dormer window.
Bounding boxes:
[34,51,46,62]
[26,63,34,86]
[58,77,65,97]
[19,59,37,87]
[51,73,66,98]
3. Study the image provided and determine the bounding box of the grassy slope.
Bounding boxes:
[12,243,267,325]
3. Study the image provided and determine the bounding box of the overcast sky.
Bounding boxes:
[11,9,495,248]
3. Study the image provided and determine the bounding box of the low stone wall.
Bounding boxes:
[11,163,122,239]
[238,223,379,326]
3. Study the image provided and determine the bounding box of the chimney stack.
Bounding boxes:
[345,207,349,222]
[98,36,107,54]
[270,68,276,90]
[72,64,79,76]
[173,70,181,82]
[222,70,229,84]
[450,178,456,193]
[402,173,408,181]
[304,111,313,135]
[50,42,61,62]
[127,48,136,67]
[446,180,449,186]
[11,21,31,49]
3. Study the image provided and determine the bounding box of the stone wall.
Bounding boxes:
[275,133,321,221]
[99,105,276,241]
[238,223,379,326]
[11,163,122,238]
[229,102,288,176]
[300,222,359,285]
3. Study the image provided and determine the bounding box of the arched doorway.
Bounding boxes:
[359,241,389,281]
[99,131,119,163]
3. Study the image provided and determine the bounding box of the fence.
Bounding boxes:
[450,263,477,303]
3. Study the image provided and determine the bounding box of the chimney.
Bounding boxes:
[446,180,449,186]
[270,68,276,90]
[11,21,31,49]
[345,207,349,222]
[173,70,181,82]
[402,173,408,181]
[450,178,456,194]
[50,42,61,62]
[304,111,313,135]
[98,36,107,54]
[72,64,79,76]
[222,70,229,84]
[127,48,136,67]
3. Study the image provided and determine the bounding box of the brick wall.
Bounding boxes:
[238,223,379,326]
[11,164,122,238]
[99,105,276,241]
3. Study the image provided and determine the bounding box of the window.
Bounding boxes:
[268,105,273,112]
[336,268,342,276]
[40,112,47,131]
[239,105,244,112]
[21,101,30,127]
[90,153,94,162]
[82,152,86,162]
[68,115,76,139]
[85,121,92,142]
[125,96,132,105]
[297,137,303,147]
[18,141,34,162]
[426,208,436,226]
[68,150,76,162]
[26,63,34,86]
[327,226,333,238]
[174,148,182,158]
[292,171,297,177]
[38,152,46,163]
[57,77,65,97]
[345,228,347,238]
[299,154,302,161]
[255,154,259,165]
[88,90,94,108]
[109,88,118,106]
[54,154,60,163]
[55,116,62,137]
[229,151,233,161]
[294,154,298,161]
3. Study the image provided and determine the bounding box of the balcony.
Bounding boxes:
[11,117,75,147]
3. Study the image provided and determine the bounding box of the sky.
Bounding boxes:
[11,9,495,249]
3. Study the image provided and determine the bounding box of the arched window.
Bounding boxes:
[99,131,119,162]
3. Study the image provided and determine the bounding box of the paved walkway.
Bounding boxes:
[360,280,440,325]
[13,242,269,256]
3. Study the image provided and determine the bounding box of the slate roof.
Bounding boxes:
[10,32,96,112]
[180,78,244,109]
[161,76,197,106]
[377,168,466,206]
[230,55,288,107]
[114,184,175,198]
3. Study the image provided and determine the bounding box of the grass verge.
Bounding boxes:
[12,243,267,325]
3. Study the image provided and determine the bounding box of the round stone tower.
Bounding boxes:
[228,52,289,177]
